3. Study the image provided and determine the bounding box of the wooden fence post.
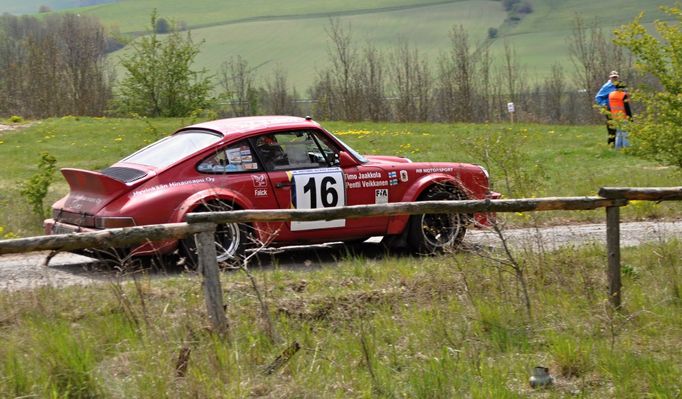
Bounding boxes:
[605,205,622,309]
[194,227,229,335]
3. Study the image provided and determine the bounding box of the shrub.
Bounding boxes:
[517,1,533,14]
[502,0,520,12]
[614,5,682,168]
[19,152,57,219]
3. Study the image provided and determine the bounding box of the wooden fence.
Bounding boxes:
[1,186,681,333]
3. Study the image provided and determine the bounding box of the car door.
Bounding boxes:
[252,130,387,243]
[195,138,281,224]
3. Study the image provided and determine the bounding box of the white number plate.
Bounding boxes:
[290,167,346,231]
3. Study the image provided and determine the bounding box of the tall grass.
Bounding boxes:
[0,239,680,397]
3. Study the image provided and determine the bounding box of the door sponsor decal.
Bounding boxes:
[290,167,345,231]
[252,174,267,187]
[375,189,388,204]
[131,177,215,198]
[345,170,389,189]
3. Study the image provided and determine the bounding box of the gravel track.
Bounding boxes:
[1,221,681,291]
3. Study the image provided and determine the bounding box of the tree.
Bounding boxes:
[218,55,258,116]
[567,15,633,124]
[263,66,300,116]
[154,17,170,34]
[389,40,431,122]
[115,10,212,117]
[0,13,110,118]
[613,5,682,168]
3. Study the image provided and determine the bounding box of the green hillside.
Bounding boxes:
[0,0,113,15]
[485,0,674,76]
[1,0,676,90]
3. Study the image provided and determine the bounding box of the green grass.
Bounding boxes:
[4,0,673,89]
[88,0,677,89]
[107,0,508,92]
[0,240,680,397]
[486,0,673,77]
[1,117,680,236]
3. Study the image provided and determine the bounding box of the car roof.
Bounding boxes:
[177,116,319,137]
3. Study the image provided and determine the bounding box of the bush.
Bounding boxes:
[614,5,682,168]
[502,0,520,12]
[19,152,57,219]
[517,1,533,14]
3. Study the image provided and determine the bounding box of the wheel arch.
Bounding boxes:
[386,174,469,235]
[172,188,254,223]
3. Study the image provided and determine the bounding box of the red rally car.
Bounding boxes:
[44,116,499,262]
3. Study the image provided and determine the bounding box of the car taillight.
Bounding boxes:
[95,217,136,229]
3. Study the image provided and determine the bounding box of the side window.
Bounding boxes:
[197,140,259,173]
[254,130,340,171]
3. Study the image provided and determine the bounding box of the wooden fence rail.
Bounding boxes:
[0,186,680,332]
[184,197,626,224]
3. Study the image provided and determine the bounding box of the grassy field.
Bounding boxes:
[0,117,680,237]
[486,0,674,76]
[0,238,680,397]
[106,0,508,92]
[2,0,674,89]
[93,0,678,90]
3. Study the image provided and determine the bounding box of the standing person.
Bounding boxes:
[595,70,620,146]
[607,83,632,149]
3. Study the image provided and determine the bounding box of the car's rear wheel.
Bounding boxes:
[407,185,468,254]
[180,201,253,268]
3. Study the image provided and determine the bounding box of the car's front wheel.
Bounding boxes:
[180,201,252,268]
[407,185,468,254]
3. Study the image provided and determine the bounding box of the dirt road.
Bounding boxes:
[1,221,680,291]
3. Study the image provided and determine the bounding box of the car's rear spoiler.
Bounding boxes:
[61,168,129,199]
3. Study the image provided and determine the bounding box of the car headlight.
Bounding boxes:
[478,165,490,180]
[95,216,136,229]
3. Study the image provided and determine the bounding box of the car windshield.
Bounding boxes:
[326,130,368,163]
[121,130,222,168]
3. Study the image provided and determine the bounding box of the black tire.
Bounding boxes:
[407,185,468,254]
[180,201,253,268]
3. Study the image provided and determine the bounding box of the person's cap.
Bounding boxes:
[616,82,627,89]
[609,70,620,78]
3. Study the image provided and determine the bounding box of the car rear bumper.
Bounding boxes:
[43,219,177,257]
[44,219,96,235]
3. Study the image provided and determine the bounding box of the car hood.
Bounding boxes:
[364,155,411,164]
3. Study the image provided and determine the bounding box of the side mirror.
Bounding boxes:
[337,151,357,168]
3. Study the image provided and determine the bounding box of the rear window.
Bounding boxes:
[121,130,221,168]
